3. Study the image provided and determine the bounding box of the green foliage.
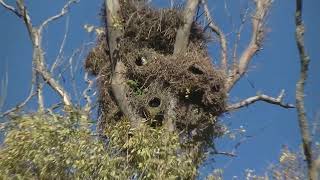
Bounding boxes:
[127,79,144,95]
[0,112,196,179]
[105,119,196,179]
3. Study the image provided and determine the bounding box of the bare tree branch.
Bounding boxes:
[0,91,36,118]
[226,90,295,111]
[294,0,317,179]
[0,0,22,17]
[38,0,78,34]
[173,0,200,55]
[201,0,228,72]
[111,62,143,127]
[164,0,200,132]
[232,7,250,72]
[226,0,272,92]
[105,0,144,128]
[164,93,177,132]
[213,145,237,157]
[313,155,320,178]
[16,0,34,43]
[1,0,74,110]
[37,76,45,112]
[215,151,237,157]
[51,16,70,73]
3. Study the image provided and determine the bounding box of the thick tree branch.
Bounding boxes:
[111,62,142,127]
[226,0,272,92]
[105,0,122,70]
[201,0,228,73]
[164,93,177,132]
[105,0,143,127]
[167,0,200,132]
[37,75,44,112]
[312,155,320,179]
[173,0,200,55]
[226,90,295,111]
[16,0,34,43]
[294,1,316,179]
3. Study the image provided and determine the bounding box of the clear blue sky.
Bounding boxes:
[0,0,319,179]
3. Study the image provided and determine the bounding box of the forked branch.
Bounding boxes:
[39,0,78,33]
[226,0,272,92]
[0,0,74,110]
[226,90,295,111]
[0,0,22,17]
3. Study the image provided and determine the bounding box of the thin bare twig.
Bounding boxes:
[201,0,228,73]
[232,7,250,71]
[38,0,78,34]
[51,16,70,73]
[213,150,237,157]
[0,91,36,118]
[226,90,295,111]
[0,0,22,17]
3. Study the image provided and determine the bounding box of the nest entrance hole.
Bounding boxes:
[148,97,161,107]
[135,56,147,66]
[151,113,164,127]
[180,90,204,105]
[188,65,204,75]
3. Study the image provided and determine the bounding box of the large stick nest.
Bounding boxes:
[85,1,227,145]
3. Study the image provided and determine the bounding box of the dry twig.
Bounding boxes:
[201,0,228,73]
[227,90,295,111]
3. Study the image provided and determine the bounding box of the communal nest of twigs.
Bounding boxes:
[85,1,227,145]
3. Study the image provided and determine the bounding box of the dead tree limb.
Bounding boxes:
[0,0,74,110]
[226,90,295,111]
[201,0,228,73]
[0,92,36,118]
[173,0,200,55]
[51,16,70,73]
[225,0,272,92]
[294,0,317,179]
[0,0,21,17]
